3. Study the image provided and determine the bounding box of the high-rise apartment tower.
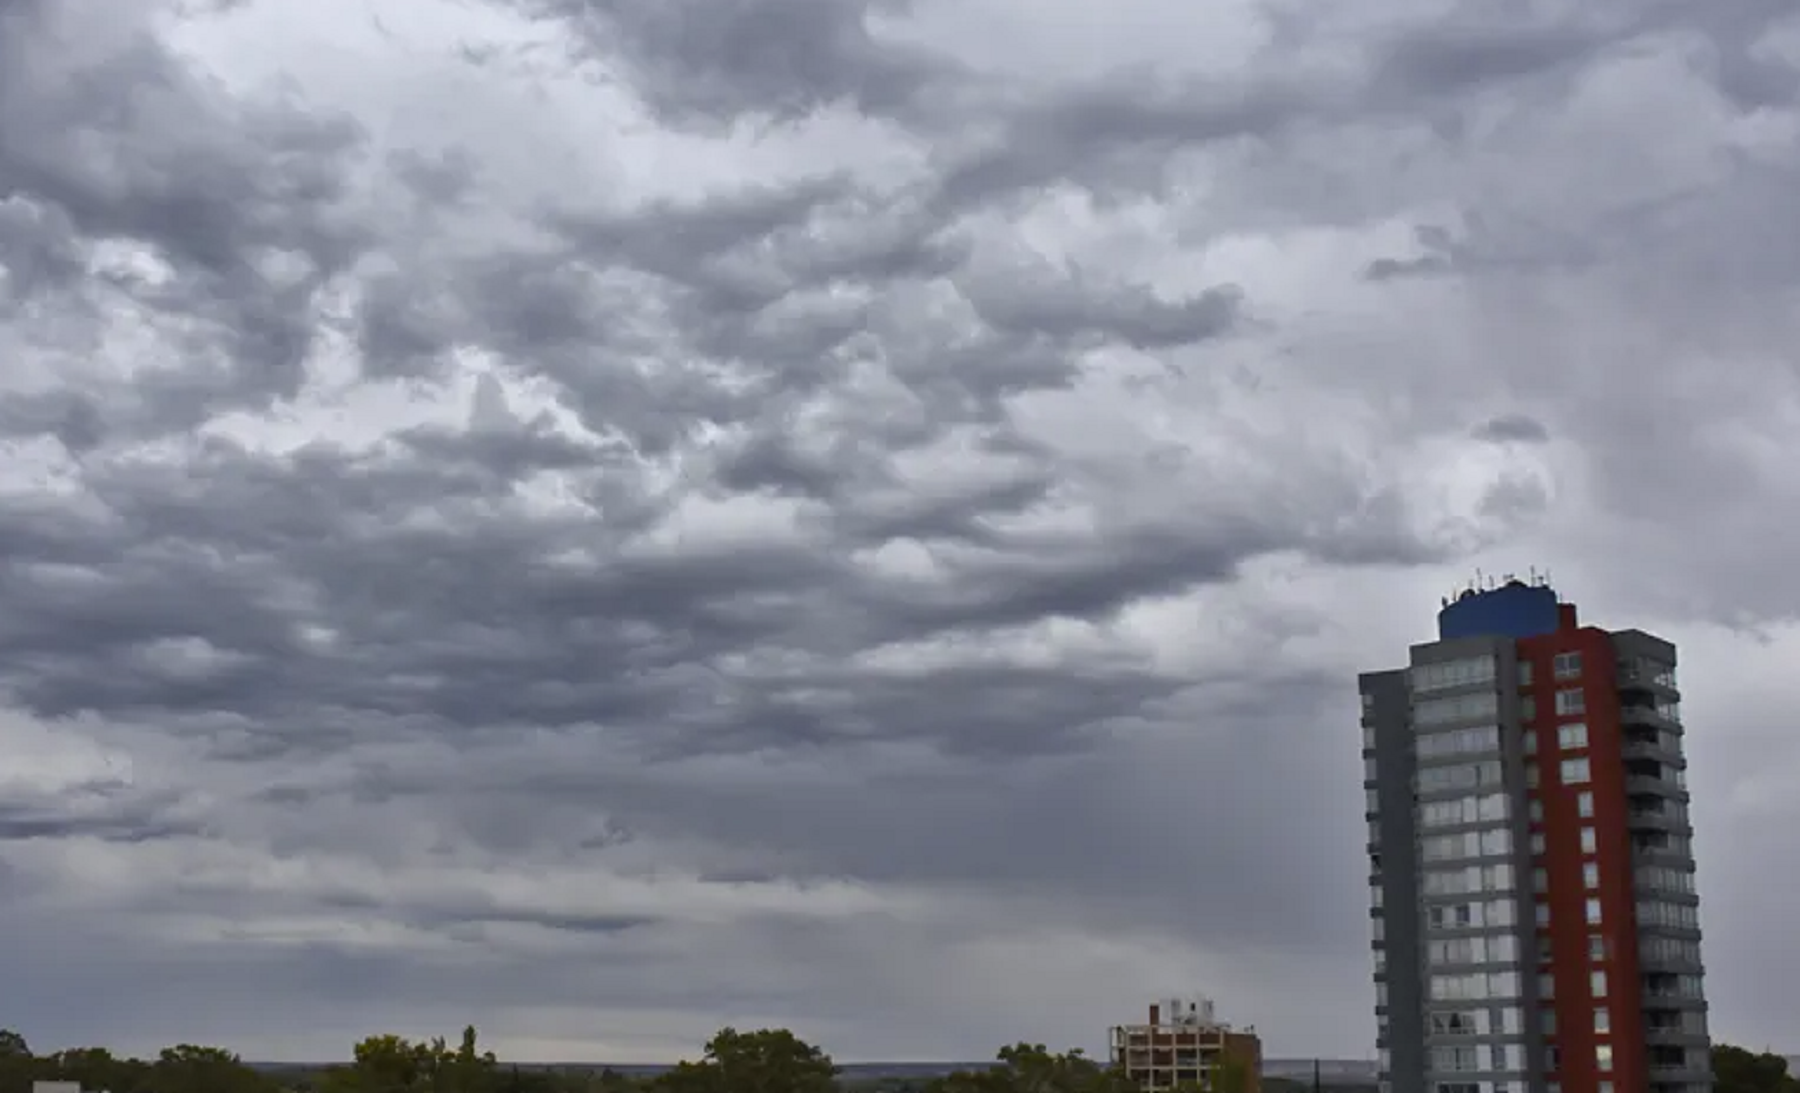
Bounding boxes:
[1360,579,1710,1093]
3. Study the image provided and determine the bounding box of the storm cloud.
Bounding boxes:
[2,0,1798,1067]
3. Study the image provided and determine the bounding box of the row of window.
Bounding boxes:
[1419,725,1502,759]
[1538,968,1609,1000]
[1619,656,1678,689]
[1431,971,1522,1001]
[1421,794,1511,829]
[1645,1010,1710,1036]
[1535,934,1613,965]
[1431,1043,1527,1074]
[1424,863,1516,897]
[1641,935,1703,964]
[1529,896,1606,928]
[1523,756,1591,789]
[1428,899,1518,931]
[1523,722,1588,753]
[1639,865,1698,894]
[1429,1007,1525,1037]
[1528,791,1595,824]
[1639,900,1702,929]
[1422,828,1513,862]
[1631,799,1692,824]
[1635,832,1693,857]
[1416,691,1501,726]
[1644,973,1706,999]
[1418,759,1505,793]
[1412,655,1498,694]
[1427,934,1521,967]
[1532,860,1602,893]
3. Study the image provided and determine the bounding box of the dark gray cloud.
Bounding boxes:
[503,0,959,128]
[0,0,1796,1069]
[1472,413,1550,445]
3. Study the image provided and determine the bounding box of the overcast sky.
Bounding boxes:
[2,0,1799,1068]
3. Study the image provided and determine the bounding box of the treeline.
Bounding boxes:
[3,1025,1793,1093]
[0,1028,1236,1093]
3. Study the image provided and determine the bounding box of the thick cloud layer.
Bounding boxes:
[2,0,1798,1065]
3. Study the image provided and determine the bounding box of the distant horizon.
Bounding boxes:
[243,1057,1386,1072]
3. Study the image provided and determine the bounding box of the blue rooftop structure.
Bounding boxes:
[1437,579,1561,640]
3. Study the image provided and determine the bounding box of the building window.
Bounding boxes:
[1585,898,1602,925]
[1531,831,1545,854]
[1524,729,1538,755]
[1415,691,1501,725]
[1558,722,1588,749]
[1591,970,1608,998]
[1521,695,1537,722]
[1541,1008,1556,1034]
[1411,655,1498,693]
[1519,661,1534,686]
[1555,689,1585,715]
[1526,764,1539,788]
[1595,1007,1611,1033]
[1577,791,1594,818]
[1533,868,1547,893]
[1530,799,1544,823]
[1561,757,1591,784]
[1539,974,1555,998]
[1596,1044,1613,1072]
[1589,934,1608,961]
[1364,725,1377,750]
[1553,652,1582,679]
[1536,903,1550,926]
[1597,1084,1613,1093]
[1580,827,1597,854]
[1584,862,1600,889]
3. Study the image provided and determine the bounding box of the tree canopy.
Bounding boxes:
[1714,1045,1800,1093]
[0,1024,1783,1093]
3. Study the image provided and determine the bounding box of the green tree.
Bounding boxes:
[320,1029,495,1093]
[43,1047,147,1093]
[924,1044,1137,1093]
[645,1028,837,1093]
[1714,1043,1800,1093]
[1205,1050,1252,1093]
[145,1044,277,1093]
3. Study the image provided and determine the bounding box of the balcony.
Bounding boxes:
[1643,1024,1709,1047]
[1628,796,1691,832]
[1622,724,1685,764]
[1635,866,1699,901]
[1639,947,1705,975]
[1632,831,1695,863]
[1620,701,1681,732]
[1643,973,1708,1009]
[1617,657,1679,696]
